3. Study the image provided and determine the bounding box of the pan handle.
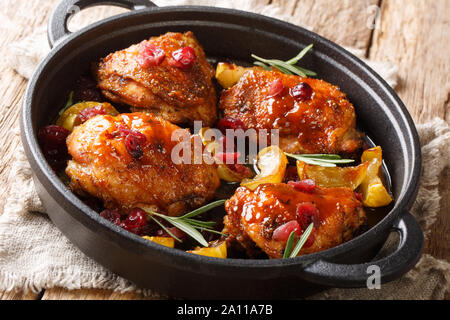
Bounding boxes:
[302,212,423,288]
[48,0,157,48]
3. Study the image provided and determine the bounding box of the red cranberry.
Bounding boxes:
[125,134,145,159]
[296,202,319,230]
[120,208,147,235]
[156,227,186,240]
[288,179,316,193]
[355,192,363,202]
[74,76,103,102]
[268,79,284,97]
[283,166,299,183]
[169,47,196,70]
[38,125,70,149]
[117,125,147,159]
[137,42,165,68]
[215,151,241,164]
[38,125,70,169]
[227,163,253,178]
[290,82,313,102]
[216,118,247,134]
[272,220,301,241]
[100,209,121,226]
[76,105,107,124]
[168,227,186,239]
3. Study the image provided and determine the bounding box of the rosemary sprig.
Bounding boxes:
[283,223,314,259]
[148,215,182,242]
[285,153,355,168]
[141,199,226,247]
[251,44,317,77]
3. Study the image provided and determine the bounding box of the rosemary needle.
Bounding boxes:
[283,223,314,259]
[141,200,226,247]
[252,44,317,77]
[285,153,355,168]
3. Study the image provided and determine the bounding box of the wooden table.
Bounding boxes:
[0,0,448,300]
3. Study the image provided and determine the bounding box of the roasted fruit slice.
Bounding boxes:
[295,147,392,207]
[142,236,175,248]
[187,241,227,258]
[215,62,248,89]
[359,146,393,207]
[56,101,119,131]
[241,146,288,190]
[296,160,369,190]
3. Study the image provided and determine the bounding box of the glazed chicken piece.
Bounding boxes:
[224,183,366,258]
[219,67,363,155]
[95,31,217,126]
[66,112,220,216]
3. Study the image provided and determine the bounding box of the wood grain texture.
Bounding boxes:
[0,0,56,215]
[40,288,160,300]
[0,290,41,300]
[368,0,450,268]
[0,0,448,300]
[432,169,450,261]
[368,0,450,123]
[271,0,380,49]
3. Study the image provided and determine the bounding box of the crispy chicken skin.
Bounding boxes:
[224,183,366,258]
[220,68,363,154]
[66,112,220,216]
[95,32,217,126]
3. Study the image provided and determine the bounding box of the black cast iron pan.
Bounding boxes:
[21,0,424,299]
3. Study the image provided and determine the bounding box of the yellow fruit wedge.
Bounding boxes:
[241,146,288,190]
[188,241,227,259]
[142,236,175,248]
[360,181,393,207]
[296,160,369,190]
[56,101,119,131]
[215,62,248,89]
[359,146,393,207]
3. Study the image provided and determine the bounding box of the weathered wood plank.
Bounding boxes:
[41,287,160,300]
[0,1,149,300]
[0,0,58,215]
[432,169,450,261]
[272,0,380,50]
[0,290,40,300]
[368,0,450,123]
[368,0,450,269]
[0,1,57,300]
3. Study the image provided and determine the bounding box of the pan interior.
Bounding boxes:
[27,7,419,264]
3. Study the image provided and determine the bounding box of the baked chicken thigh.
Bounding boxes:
[219,67,363,155]
[66,112,220,216]
[95,31,217,126]
[224,182,366,258]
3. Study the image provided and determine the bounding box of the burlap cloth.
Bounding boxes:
[1,0,449,299]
